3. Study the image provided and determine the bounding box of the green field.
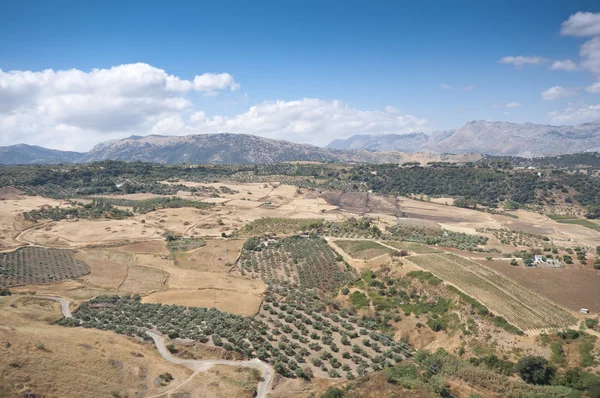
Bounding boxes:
[548,215,600,232]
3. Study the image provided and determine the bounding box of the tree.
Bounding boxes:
[515,356,554,385]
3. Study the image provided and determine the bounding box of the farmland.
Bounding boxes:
[383,241,441,254]
[238,236,356,290]
[66,289,411,380]
[548,214,600,232]
[3,162,600,397]
[0,247,90,287]
[333,240,393,260]
[407,253,578,331]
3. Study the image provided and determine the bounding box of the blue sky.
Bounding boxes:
[2,0,600,150]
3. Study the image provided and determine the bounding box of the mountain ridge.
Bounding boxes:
[328,120,600,157]
[3,120,600,165]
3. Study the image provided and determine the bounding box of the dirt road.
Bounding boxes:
[35,295,274,398]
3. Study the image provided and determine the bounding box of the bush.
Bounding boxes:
[349,291,369,309]
[321,388,345,398]
[515,356,554,385]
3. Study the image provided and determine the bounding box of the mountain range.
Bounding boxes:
[328,120,600,157]
[2,120,600,165]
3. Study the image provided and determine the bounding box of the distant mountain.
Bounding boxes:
[327,120,600,157]
[327,132,430,152]
[80,133,479,164]
[0,144,84,165]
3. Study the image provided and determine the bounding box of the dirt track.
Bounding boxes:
[37,295,274,398]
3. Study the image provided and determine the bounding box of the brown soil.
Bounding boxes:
[484,259,600,313]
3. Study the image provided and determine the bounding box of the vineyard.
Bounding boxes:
[238,236,356,291]
[333,240,393,260]
[407,253,577,330]
[0,247,90,286]
[65,288,411,379]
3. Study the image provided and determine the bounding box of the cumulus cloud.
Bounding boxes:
[580,37,600,75]
[193,73,239,94]
[560,12,600,37]
[506,102,521,108]
[439,83,451,89]
[0,63,240,150]
[498,56,548,66]
[558,13,600,77]
[549,60,579,71]
[587,81,600,93]
[541,86,578,100]
[151,98,429,146]
[0,64,428,149]
[549,104,600,123]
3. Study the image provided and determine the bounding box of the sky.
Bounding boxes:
[2,0,600,151]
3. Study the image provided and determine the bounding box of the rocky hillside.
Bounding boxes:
[328,120,600,157]
[0,144,84,165]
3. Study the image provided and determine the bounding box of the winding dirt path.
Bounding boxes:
[34,295,274,398]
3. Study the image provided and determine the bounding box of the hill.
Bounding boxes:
[0,144,84,165]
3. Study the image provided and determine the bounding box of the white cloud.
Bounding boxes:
[541,86,578,100]
[0,63,240,150]
[498,55,548,66]
[549,60,579,71]
[580,37,600,75]
[463,85,475,91]
[439,83,451,89]
[506,102,521,108]
[193,72,239,94]
[560,12,600,37]
[549,104,600,124]
[587,82,600,93]
[152,98,429,146]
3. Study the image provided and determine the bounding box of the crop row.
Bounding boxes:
[239,236,356,291]
[408,253,577,330]
[0,247,89,287]
[64,288,411,379]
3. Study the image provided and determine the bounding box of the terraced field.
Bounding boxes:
[408,253,577,331]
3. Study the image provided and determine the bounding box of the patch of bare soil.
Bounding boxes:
[483,259,600,313]
[0,187,24,200]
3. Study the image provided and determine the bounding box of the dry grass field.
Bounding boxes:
[407,253,578,331]
[0,295,194,398]
[173,239,244,270]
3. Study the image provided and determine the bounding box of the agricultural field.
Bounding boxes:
[238,235,356,290]
[0,247,90,287]
[67,289,411,380]
[383,241,442,254]
[407,253,578,331]
[548,214,600,232]
[333,240,393,260]
[118,265,169,294]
